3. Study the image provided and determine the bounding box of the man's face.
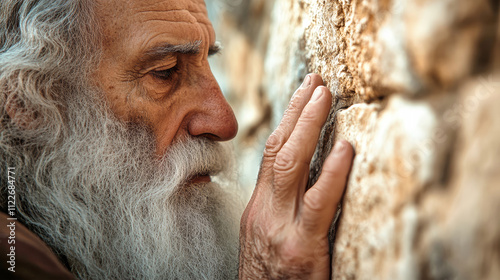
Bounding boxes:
[2,0,242,278]
[93,0,238,156]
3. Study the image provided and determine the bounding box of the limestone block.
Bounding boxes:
[306,0,498,100]
[207,0,500,278]
[332,75,500,279]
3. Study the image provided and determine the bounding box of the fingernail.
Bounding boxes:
[310,87,324,102]
[301,75,311,88]
[333,140,346,155]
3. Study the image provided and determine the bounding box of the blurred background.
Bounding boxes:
[206,0,307,200]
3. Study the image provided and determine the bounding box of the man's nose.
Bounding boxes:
[186,71,238,141]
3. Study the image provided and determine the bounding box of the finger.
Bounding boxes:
[299,139,354,235]
[271,86,333,212]
[259,74,324,175]
[249,74,324,222]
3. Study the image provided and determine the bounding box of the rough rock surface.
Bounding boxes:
[207,0,500,279]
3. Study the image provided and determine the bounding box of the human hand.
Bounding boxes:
[238,74,354,279]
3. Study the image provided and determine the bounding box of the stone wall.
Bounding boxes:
[207,0,500,279]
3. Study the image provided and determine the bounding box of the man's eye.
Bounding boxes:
[151,66,177,80]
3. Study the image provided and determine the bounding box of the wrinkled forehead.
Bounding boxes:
[96,0,208,18]
[96,0,208,17]
[95,0,214,48]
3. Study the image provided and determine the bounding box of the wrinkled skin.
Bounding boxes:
[93,0,354,279]
[94,0,238,156]
[239,75,353,279]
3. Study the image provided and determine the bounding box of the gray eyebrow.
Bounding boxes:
[145,40,202,58]
[208,42,222,56]
[136,40,220,71]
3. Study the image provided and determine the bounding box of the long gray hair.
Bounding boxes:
[0,0,103,270]
[0,0,100,203]
[0,0,100,144]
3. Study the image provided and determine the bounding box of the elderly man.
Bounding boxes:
[0,0,353,279]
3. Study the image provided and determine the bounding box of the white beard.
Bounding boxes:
[14,89,243,279]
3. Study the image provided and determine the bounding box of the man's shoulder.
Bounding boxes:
[0,212,75,280]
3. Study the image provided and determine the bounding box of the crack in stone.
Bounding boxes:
[307,92,354,255]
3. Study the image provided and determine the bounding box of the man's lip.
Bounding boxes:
[188,174,211,184]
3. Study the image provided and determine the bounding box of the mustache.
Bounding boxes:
[158,137,231,186]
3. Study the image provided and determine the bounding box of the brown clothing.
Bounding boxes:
[0,212,75,279]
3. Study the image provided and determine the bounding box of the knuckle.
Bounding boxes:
[273,145,310,187]
[280,98,301,124]
[303,188,325,212]
[273,148,296,174]
[264,131,283,157]
[287,94,301,111]
[299,105,321,125]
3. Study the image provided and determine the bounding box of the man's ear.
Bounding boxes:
[4,93,38,129]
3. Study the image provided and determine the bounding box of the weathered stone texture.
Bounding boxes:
[207,0,500,278]
[333,77,500,279]
[306,0,498,101]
